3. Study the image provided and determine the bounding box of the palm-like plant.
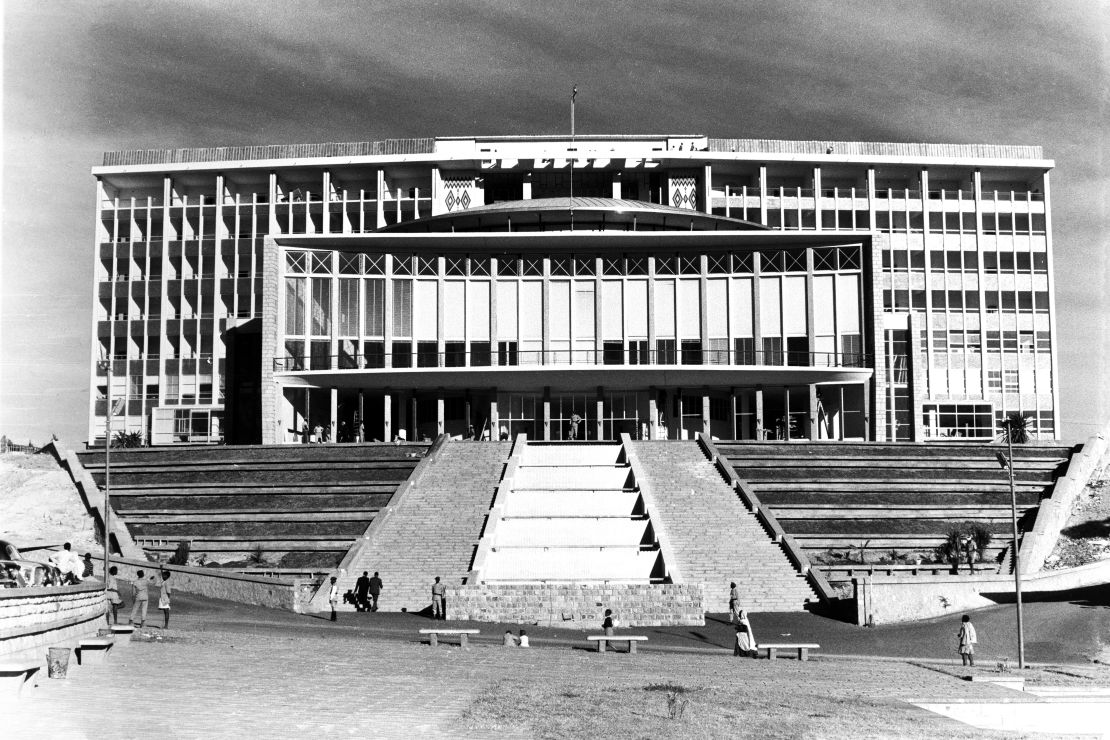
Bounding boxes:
[1000,412,1031,444]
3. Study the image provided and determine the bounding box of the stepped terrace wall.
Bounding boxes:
[447,583,705,627]
[74,443,429,564]
[717,442,1075,564]
[0,583,107,660]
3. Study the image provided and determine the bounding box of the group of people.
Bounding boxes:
[325,573,449,621]
[43,542,95,586]
[104,566,173,630]
[728,582,758,658]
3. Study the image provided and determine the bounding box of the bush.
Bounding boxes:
[111,431,145,448]
[168,541,191,566]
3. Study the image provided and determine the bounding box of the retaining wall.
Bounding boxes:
[854,558,1110,625]
[446,583,705,627]
[0,583,107,660]
[108,558,309,613]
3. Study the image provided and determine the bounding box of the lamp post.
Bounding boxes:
[996,430,1026,669]
[97,360,123,586]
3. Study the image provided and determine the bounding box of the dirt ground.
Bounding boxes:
[1046,446,1110,569]
[0,451,98,554]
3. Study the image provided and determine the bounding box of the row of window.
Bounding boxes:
[884,289,1050,312]
[279,335,866,371]
[284,248,864,278]
[883,250,1049,273]
[933,330,1051,353]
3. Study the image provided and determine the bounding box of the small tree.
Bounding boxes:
[248,545,267,565]
[168,540,191,566]
[112,430,145,448]
[1000,412,1031,444]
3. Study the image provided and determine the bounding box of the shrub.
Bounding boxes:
[168,541,191,565]
[111,430,145,448]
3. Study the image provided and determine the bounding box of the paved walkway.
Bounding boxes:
[5,593,1109,739]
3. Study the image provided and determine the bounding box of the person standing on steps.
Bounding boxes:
[328,576,339,622]
[957,614,978,666]
[129,569,150,629]
[728,581,741,622]
[354,571,371,612]
[431,576,447,620]
[158,570,173,630]
[368,571,383,612]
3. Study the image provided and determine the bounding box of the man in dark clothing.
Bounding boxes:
[354,571,371,612]
[368,571,383,612]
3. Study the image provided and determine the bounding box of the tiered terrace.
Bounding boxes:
[75,443,429,565]
[715,441,1075,566]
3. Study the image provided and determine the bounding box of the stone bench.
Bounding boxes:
[419,628,479,648]
[109,625,136,645]
[0,662,41,699]
[759,643,819,661]
[587,635,648,653]
[77,638,115,665]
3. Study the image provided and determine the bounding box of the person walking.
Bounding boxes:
[129,570,149,628]
[328,576,339,621]
[728,581,741,622]
[957,614,978,666]
[105,566,123,625]
[158,570,173,630]
[602,609,616,636]
[368,571,383,612]
[734,609,757,658]
[354,571,371,612]
[431,576,446,620]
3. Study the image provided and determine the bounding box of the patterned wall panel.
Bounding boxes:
[669,176,698,210]
[442,177,477,212]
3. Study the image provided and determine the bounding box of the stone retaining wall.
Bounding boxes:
[109,558,307,612]
[0,583,107,660]
[446,583,705,627]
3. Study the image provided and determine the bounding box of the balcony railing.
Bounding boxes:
[273,348,871,372]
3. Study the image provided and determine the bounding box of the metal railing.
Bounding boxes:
[273,348,871,372]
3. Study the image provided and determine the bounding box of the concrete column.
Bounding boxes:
[808,383,818,440]
[376,168,386,229]
[383,392,392,441]
[862,381,872,441]
[648,390,658,440]
[759,164,767,224]
[522,171,532,200]
[397,391,407,440]
[755,385,764,440]
[701,390,711,436]
[329,387,338,441]
[490,392,499,440]
[813,166,822,229]
[676,390,684,440]
[784,386,792,441]
[357,390,364,442]
[543,386,551,441]
[612,170,622,200]
[838,386,846,441]
[304,389,311,437]
[411,394,418,440]
[596,386,604,441]
[322,171,332,234]
[437,392,445,436]
[730,388,738,440]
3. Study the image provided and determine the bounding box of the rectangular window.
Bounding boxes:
[470,341,491,367]
[603,341,624,365]
[338,279,359,336]
[444,341,466,367]
[735,337,755,365]
[392,280,412,337]
[628,340,649,365]
[706,338,729,365]
[497,341,518,366]
[310,278,331,336]
[391,341,412,368]
[363,341,385,369]
[285,277,306,335]
[1003,369,1019,393]
[987,369,1002,391]
[680,339,702,365]
[364,279,385,336]
[841,334,862,366]
[310,340,330,370]
[656,338,676,364]
[762,337,783,366]
[786,336,809,366]
[417,341,439,367]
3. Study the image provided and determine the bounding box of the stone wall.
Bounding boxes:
[109,557,306,612]
[446,583,705,627]
[0,583,107,660]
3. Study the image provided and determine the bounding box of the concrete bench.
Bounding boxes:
[587,635,648,653]
[0,662,41,699]
[109,625,136,645]
[418,628,480,648]
[77,638,115,665]
[759,643,819,661]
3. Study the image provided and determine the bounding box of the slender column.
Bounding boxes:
[648,390,658,440]
[730,388,738,440]
[437,391,445,436]
[411,393,418,441]
[862,381,871,441]
[755,385,764,440]
[838,386,846,441]
[701,390,711,436]
[784,386,792,441]
[376,168,386,229]
[357,390,364,442]
[596,386,604,441]
[489,392,499,440]
[397,391,407,439]
[808,383,818,440]
[543,386,551,441]
[676,390,684,440]
[304,389,311,438]
[383,391,392,441]
[329,387,338,441]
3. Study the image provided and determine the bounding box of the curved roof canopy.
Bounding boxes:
[379,197,769,233]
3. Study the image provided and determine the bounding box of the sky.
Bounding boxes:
[1,0,1107,446]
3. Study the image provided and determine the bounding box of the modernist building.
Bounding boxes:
[88,135,1058,446]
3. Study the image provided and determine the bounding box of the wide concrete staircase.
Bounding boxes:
[716,441,1076,563]
[628,440,817,611]
[331,440,512,612]
[74,443,429,566]
[472,442,667,583]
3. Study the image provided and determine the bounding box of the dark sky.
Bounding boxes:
[2,0,1107,444]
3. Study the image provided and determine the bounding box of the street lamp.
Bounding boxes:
[996,427,1026,670]
[96,359,125,587]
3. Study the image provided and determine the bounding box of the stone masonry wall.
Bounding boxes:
[109,557,301,612]
[446,583,705,627]
[0,583,107,660]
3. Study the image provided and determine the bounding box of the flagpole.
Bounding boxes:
[570,85,577,231]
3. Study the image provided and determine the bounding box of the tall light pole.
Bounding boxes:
[996,426,1026,669]
[97,360,123,585]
